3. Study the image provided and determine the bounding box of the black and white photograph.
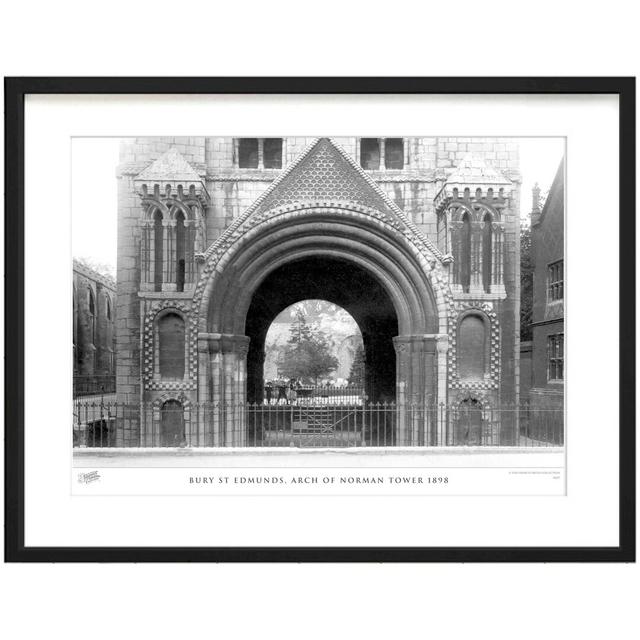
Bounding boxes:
[1,3,638,639]
[71,134,566,494]
[6,78,632,567]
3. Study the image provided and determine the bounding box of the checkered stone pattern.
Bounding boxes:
[142,300,197,391]
[254,139,394,216]
[448,301,500,390]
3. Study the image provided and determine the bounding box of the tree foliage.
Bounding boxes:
[520,224,534,341]
[278,310,339,383]
[75,256,116,279]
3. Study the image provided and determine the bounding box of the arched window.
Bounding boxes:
[482,212,492,293]
[87,288,96,345]
[175,211,185,292]
[105,295,112,321]
[158,312,185,379]
[460,212,471,293]
[153,210,163,292]
[458,314,487,380]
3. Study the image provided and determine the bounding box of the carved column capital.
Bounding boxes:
[435,334,449,354]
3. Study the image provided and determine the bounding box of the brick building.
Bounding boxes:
[73,260,116,396]
[528,161,564,416]
[115,137,522,446]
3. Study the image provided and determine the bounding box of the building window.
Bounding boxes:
[360,138,380,170]
[263,138,283,169]
[360,138,404,170]
[238,138,259,168]
[153,210,163,292]
[158,312,185,379]
[238,138,282,169]
[385,138,404,169]
[87,288,96,345]
[482,212,492,293]
[547,260,564,301]
[547,333,564,381]
[175,211,186,292]
[105,295,112,321]
[460,212,471,293]
[458,314,487,380]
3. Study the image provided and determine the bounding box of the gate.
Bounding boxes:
[248,403,366,447]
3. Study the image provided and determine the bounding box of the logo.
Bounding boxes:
[77,470,101,484]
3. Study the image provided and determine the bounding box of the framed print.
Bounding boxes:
[4,77,635,562]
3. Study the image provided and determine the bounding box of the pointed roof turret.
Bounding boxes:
[434,152,513,211]
[134,147,209,203]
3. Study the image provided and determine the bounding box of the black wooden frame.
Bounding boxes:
[4,77,635,562]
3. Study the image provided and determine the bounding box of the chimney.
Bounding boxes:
[531,182,542,226]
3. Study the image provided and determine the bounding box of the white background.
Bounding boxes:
[26,93,612,547]
[1,2,638,639]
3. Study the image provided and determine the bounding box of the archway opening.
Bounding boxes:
[263,299,364,404]
[245,256,398,404]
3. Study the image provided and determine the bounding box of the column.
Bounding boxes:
[393,335,439,446]
[492,223,504,289]
[257,139,264,170]
[201,333,250,447]
[435,335,449,445]
[197,335,211,445]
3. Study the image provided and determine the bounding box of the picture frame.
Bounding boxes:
[4,76,635,562]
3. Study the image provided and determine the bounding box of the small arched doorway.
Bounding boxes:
[455,398,483,446]
[160,399,184,447]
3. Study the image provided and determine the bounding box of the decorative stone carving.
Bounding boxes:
[447,301,500,391]
[193,139,453,335]
[142,299,198,391]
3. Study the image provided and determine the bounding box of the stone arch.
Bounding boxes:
[193,203,451,441]
[195,204,449,337]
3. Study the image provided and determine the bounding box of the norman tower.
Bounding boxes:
[115,137,521,445]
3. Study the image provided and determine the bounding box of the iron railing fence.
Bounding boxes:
[73,400,564,449]
[73,375,116,397]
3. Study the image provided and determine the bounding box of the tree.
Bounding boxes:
[348,344,365,386]
[520,185,549,341]
[75,256,115,279]
[278,310,339,383]
[520,224,534,341]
